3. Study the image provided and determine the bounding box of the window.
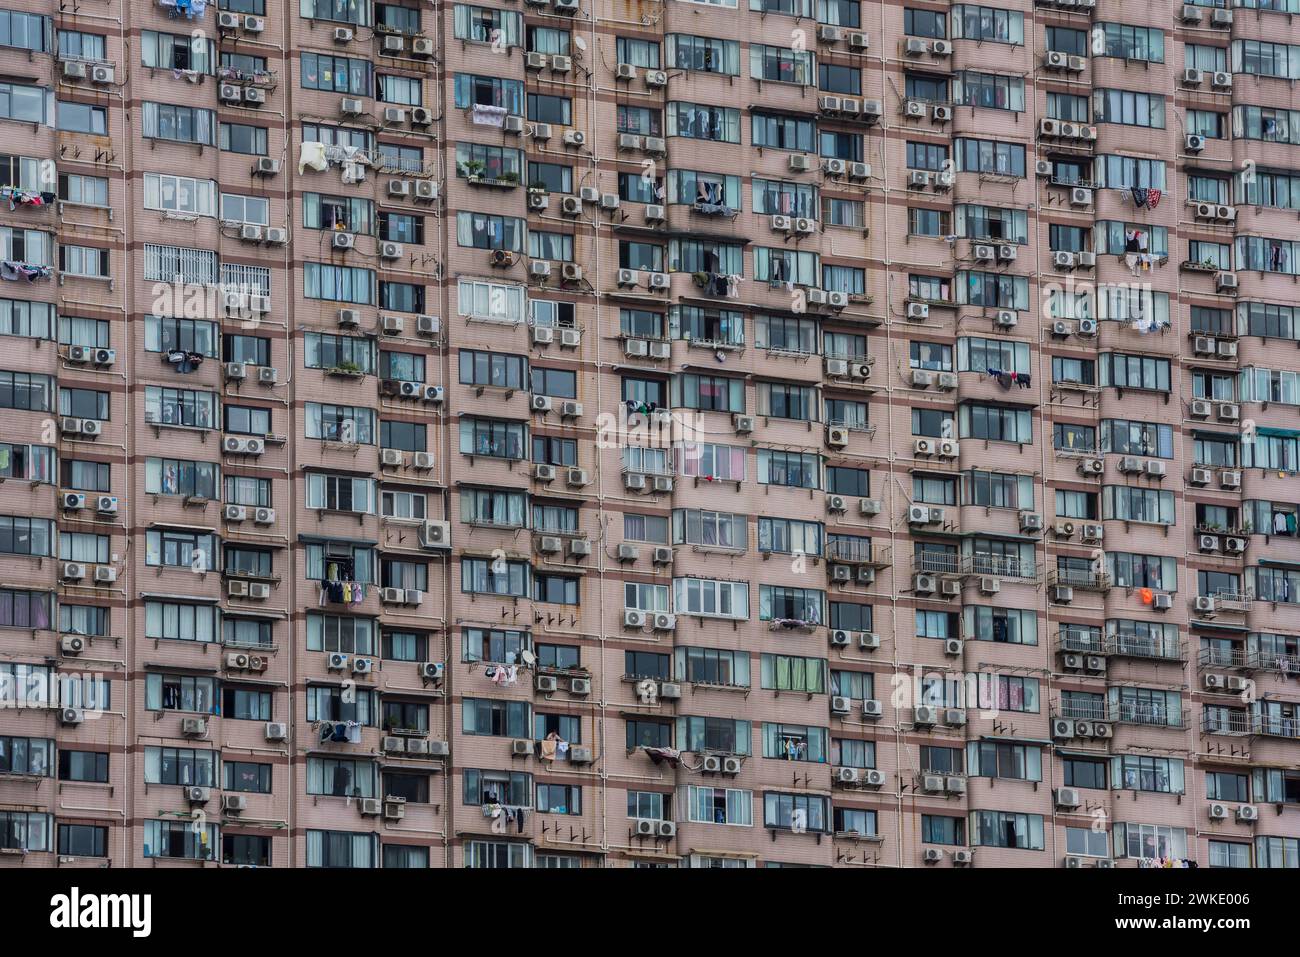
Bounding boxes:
[463,698,530,737]
[967,741,1042,781]
[951,5,1022,43]
[678,647,749,687]
[953,71,1023,111]
[757,449,820,489]
[976,674,1040,713]
[461,557,529,597]
[302,0,373,25]
[306,831,375,869]
[143,173,217,217]
[223,759,271,795]
[304,263,376,305]
[923,815,965,845]
[145,458,219,500]
[1104,753,1184,796]
[686,786,752,825]
[959,402,1032,444]
[220,122,267,155]
[536,783,581,815]
[763,793,829,832]
[761,654,826,694]
[749,44,815,85]
[1094,89,1165,128]
[669,102,740,143]
[971,810,1044,850]
[954,138,1025,177]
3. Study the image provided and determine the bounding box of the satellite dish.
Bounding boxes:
[573,35,587,53]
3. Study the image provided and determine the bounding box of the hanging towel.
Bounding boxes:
[298,141,328,174]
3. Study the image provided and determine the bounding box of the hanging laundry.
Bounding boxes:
[1130,187,1149,208]
[298,141,328,174]
[0,261,52,282]
[471,103,507,127]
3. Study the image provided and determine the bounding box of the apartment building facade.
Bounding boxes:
[0,0,1298,869]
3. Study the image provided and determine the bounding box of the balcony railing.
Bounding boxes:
[970,553,1037,579]
[1054,702,1186,729]
[1108,635,1184,662]
[913,553,1037,580]
[1058,628,1104,655]
[1113,704,1188,730]
[1051,568,1111,591]
[1254,715,1300,740]
[825,540,891,567]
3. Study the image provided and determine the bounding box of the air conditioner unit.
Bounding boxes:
[1044,51,1068,71]
[645,204,666,222]
[908,170,931,188]
[1216,271,1239,290]
[819,96,842,114]
[339,97,364,116]
[652,613,676,632]
[219,83,243,103]
[90,65,114,84]
[1070,187,1092,207]
[789,154,813,172]
[944,638,964,657]
[93,565,117,585]
[1236,805,1259,822]
[1053,585,1074,604]
[62,562,87,582]
[827,427,849,448]
[412,520,450,552]
[906,301,930,321]
[243,88,266,106]
[567,468,590,487]
[265,722,288,741]
[331,232,355,251]
[932,105,952,122]
[652,547,674,565]
[414,180,439,202]
[181,717,207,737]
[185,786,210,804]
[60,708,84,726]
[831,695,852,716]
[1217,404,1240,423]
[1186,134,1205,153]
[644,69,667,87]
[823,158,846,177]
[733,414,755,434]
[1224,537,1246,554]
[645,138,667,155]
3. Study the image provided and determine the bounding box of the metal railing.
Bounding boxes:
[1202,711,1255,737]
[1051,568,1112,591]
[826,540,891,566]
[1107,634,1185,662]
[913,553,1037,580]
